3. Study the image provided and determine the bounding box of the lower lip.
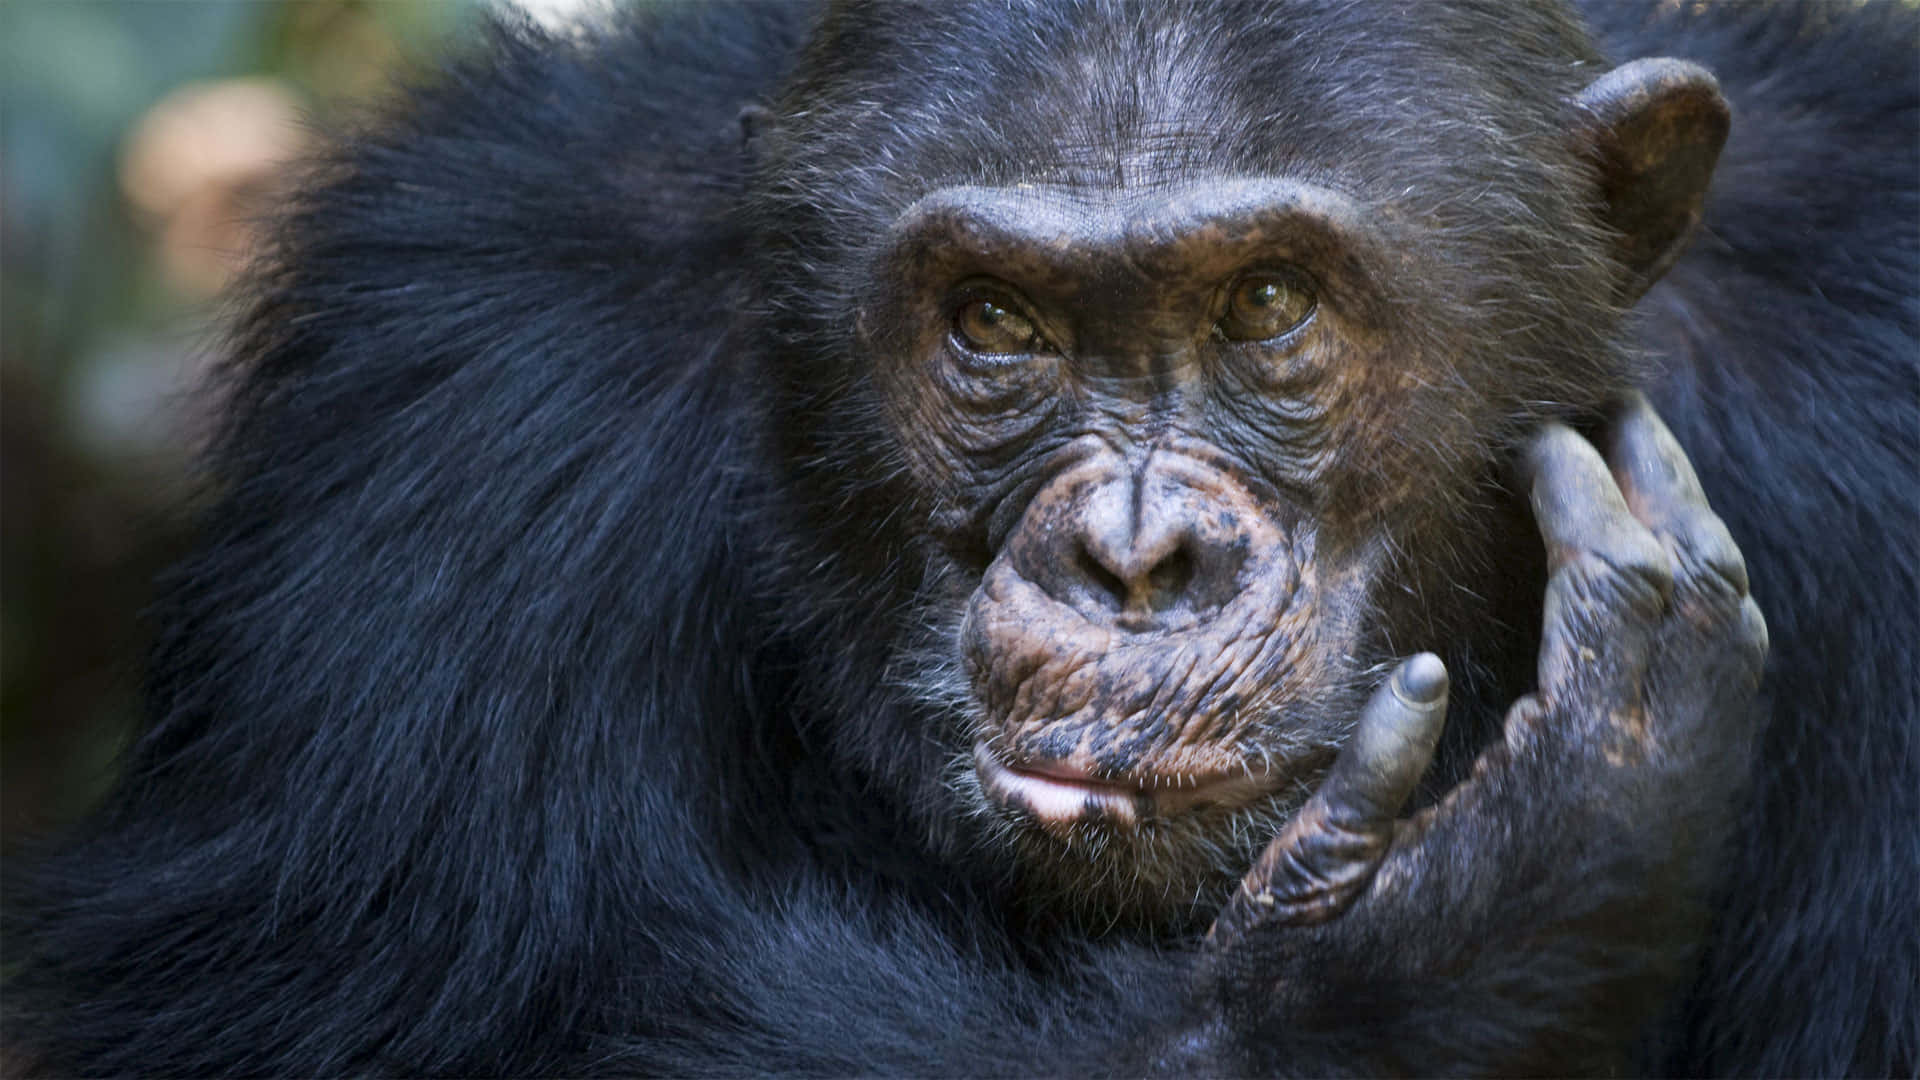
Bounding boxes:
[972,745,1270,827]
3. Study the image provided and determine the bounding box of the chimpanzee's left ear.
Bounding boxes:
[1569,58,1729,301]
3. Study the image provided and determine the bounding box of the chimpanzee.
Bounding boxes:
[6,0,1914,1075]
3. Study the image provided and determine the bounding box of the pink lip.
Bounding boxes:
[972,745,1275,828]
[1009,758,1111,784]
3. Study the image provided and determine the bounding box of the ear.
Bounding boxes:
[1568,58,1729,301]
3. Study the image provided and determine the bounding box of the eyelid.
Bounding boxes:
[948,281,1054,356]
[952,280,1039,316]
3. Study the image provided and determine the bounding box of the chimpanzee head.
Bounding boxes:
[745,0,1725,927]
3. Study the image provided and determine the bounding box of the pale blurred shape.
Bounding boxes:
[118,77,309,298]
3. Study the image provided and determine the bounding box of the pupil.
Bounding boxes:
[1249,283,1280,308]
[978,303,1004,325]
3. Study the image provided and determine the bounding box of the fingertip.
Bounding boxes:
[1614,390,1657,425]
[1523,422,1583,479]
[1333,657,1451,824]
[1610,393,1705,506]
[1393,653,1449,705]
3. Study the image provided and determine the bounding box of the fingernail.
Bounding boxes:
[1393,653,1449,704]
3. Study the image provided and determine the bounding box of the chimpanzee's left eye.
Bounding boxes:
[953,299,1043,355]
[1219,274,1316,341]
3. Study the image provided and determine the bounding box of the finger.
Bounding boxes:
[1608,392,1710,515]
[1318,653,1451,824]
[1527,423,1673,589]
[1527,423,1673,699]
[1208,655,1448,946]
[1608,392,1750,601]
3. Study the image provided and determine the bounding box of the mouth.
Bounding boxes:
[972,743,1279,829]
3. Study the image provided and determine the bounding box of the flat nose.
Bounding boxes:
[1040,470,1247,630]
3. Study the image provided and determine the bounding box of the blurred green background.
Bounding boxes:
[1,0,514,845]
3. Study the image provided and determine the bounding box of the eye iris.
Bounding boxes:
[1224,276,1315,340]
[956,300,1036,354]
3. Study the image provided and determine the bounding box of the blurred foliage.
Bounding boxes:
[2,0,481,843]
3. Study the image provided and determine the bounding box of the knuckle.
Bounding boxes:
[1541,555,1668,679]
[1498,695,1552,756]
[1564,532,1674,613]
[1668,511,1750,597]
[1669,543,1749,610]
[1612,539,1678,600]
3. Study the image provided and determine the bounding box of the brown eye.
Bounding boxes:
[953,299,1042,355]
[1219,274,1316,341]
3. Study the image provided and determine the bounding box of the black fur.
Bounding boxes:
[1591,4,1920,1073]
[5,1,1914,1075]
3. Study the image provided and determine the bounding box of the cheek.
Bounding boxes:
[1309,350,1498,537]
[869,340,1062,507]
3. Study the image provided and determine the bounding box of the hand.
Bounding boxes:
[1179,395,1768,1075]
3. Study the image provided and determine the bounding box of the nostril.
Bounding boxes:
[1073,542,1211,619]
[1074,547,1130,614]
[1145,546,1197,613]
[1065,535,1241,621]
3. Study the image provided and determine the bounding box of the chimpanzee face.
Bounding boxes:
[757,2,1720,927]
[854,179,1485,918]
